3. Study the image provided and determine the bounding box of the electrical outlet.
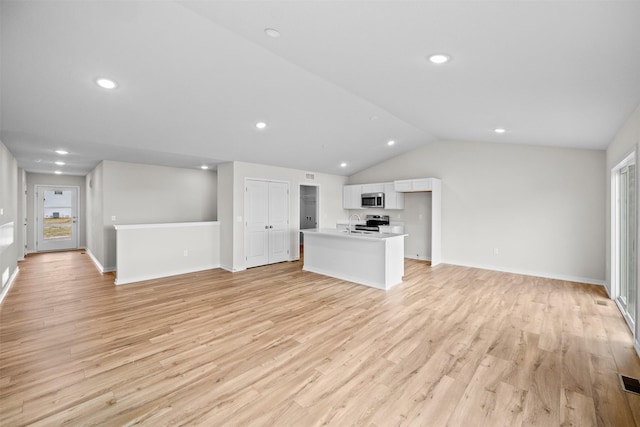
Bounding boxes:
[493,248,499,256]
[183,250,188,257]
[111,215,116,221]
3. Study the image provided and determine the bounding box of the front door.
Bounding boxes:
[36,186,79,252]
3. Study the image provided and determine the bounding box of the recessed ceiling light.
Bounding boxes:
[96,78,117,89]
[200,165,209,170]
[255,122,267,129]
[387,140,396,146]
[264,28,280,38]
[428,54,451,64]
[494,128,507,134]
[54,171,62,175]
[340,162,347,168]
[55,150,68,155]
[55,161,65,166]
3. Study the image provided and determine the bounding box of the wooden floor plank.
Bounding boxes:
[0,250,638,426]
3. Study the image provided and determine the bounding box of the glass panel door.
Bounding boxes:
[36,186,79,251]
[617,163,637,329]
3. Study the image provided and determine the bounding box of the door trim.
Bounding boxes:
[34,185,80,252]
[298,183,320,260]
[243,178,290,269]
[611,149,637,333]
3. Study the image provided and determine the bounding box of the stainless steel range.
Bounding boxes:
[355,215,390,232]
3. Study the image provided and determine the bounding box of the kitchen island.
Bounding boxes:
[301,228,407,290]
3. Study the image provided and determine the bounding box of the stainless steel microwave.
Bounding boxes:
[361,192,385,208]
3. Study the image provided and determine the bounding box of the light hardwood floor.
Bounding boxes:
[1,250,639,426]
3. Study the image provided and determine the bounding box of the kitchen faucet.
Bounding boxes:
[348,214,361,234]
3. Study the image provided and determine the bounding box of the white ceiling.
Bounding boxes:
[2,1,640,176]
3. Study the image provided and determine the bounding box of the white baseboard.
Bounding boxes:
[0,266,19,304]
[303,265,387,290]
[603,282,612,298]
[441,259,605,286]
[115,264,221,285]
[220,264,245,273]
[85,248,107,273]
[405,255,432,262]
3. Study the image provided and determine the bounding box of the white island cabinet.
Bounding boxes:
[301,229,407,290]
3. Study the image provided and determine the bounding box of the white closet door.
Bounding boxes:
[245,179,290,268]
[245,179,269,268]
[268,181,289,264]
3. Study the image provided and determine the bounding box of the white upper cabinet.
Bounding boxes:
[383,183,404,210]
[361,183,384,193]
[394,178,434,192]
[344,182,407,210]
[343,184,363,209]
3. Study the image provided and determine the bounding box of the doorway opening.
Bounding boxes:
[612,151,637,333]
[299,184,319,258]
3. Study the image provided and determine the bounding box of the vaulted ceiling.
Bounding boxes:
[2,1,640,176]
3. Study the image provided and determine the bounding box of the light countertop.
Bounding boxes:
[302,228,407,240]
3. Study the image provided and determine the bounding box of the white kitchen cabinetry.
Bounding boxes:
[361,183,384,193]
[343,184,363,209]
[383,183,405,210]
[379,225,404,234]
[302,229,407,290]
[394,178,433,192]
[343,177,441,266]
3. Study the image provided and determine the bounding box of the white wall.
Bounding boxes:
[219,161,348,272]
[401,192,432,260]
[349,140,605,284]
[114,221,220,285]
[217,162,234,271]
[605,103,640,353]
[25,172,87,253]
[0,141,19,301]
[86,162,104,268]
[17,168,26,260]
[86,160,218,272]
